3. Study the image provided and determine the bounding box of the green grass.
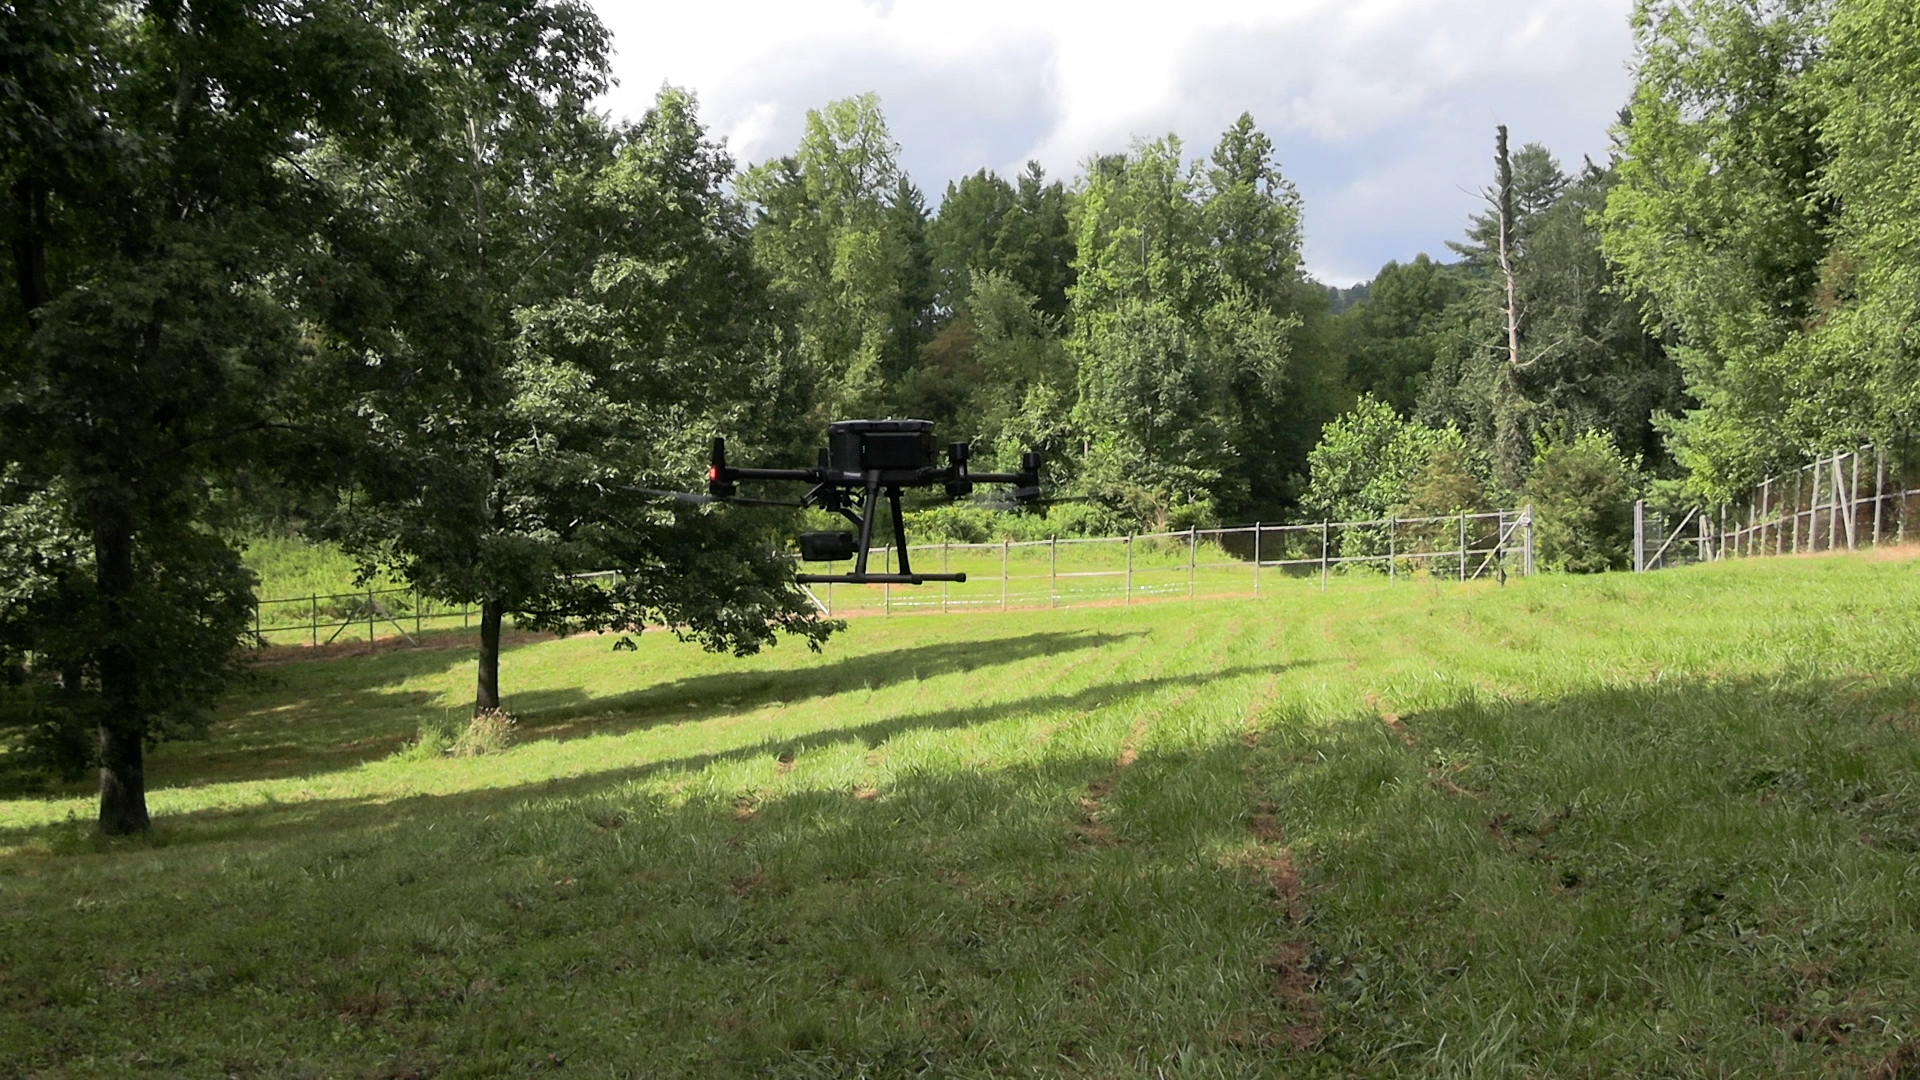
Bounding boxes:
[4,553,1920,1077]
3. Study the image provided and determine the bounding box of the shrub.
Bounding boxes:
[452,709,515,757]
[1526,431,1643,573]
[397,709,515,760]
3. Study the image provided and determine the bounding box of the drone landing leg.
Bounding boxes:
[889,488,912,576]
[852,476,881,576]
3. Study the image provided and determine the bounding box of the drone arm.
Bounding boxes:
[729,467,820,482]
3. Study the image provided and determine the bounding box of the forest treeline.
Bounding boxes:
[3,0,1916,830]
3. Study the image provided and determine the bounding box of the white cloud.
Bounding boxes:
[589,0,1637,284]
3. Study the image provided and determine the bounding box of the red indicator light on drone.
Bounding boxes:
[707,466,719,481]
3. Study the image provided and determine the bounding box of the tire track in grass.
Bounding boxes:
[1069,617,1239,848]
[1241,675,1324,1053]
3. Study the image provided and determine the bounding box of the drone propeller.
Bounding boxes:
[967,493,1096,511]
[624,485,807,509]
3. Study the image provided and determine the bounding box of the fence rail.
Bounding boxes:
[253,511,1537,646]
[1636,441,1920,571]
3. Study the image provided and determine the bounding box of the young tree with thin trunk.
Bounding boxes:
[317,61,834,714]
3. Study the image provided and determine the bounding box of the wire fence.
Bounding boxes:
[1635,441,1920,571]
[249,440,1919,647]
[252,511,1538,645]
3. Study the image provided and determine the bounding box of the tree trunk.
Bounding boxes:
[93,514,151,835]
[11,176,51,327]
[1492,125,1530,491]
[475,597,503,714]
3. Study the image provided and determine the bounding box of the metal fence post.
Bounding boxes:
[1848,451,1861,550]
[414,588,422,638]
[1764,476,1777,556]
[1874,445,1887,547]
[1389,517,1397,582]
[1125,535,1133,604]
[1001,539,1009,611]
[367,589,375,643]
[1633,500,1646,572]
[1792,469,1803,553]
[310,594,318,648]
[1320,521,1329,591]
[1457,511,1467,582]
[1253,522,1261,597]
[1188,527,1197,600]
[1522,505,1535,577]
[1051,535,1059,608]
[942,541,950,613]
[1825,455,1838,550]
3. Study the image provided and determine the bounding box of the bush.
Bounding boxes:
[1526,431,1642,573]
[904,500,1125,543]
[452,709,515,757]
[399,709,515,759]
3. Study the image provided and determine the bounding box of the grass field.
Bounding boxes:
[4,553,1920,1077]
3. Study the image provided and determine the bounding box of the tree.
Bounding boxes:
[1526,431,1643,573]
[0,0,424,832]
[900,272,1074,470]
[738,95,928,421]
[925,162,1075,324]
[320,71,834,716]
[1421,131,1682,489]
[1800,0,1920,444]
[1602,0,1832,497]
[1302,396,1470,524]
[1336,255,1468,415]
[1067,116,1318,523]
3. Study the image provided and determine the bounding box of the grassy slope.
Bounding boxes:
[3,554,1919,1077]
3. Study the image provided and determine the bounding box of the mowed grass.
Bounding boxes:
[4,553,1920,1077]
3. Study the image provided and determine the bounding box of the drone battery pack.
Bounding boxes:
[799,531,858,562]
[826,419,936,473]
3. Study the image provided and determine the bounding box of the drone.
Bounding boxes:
[701,419,1044,586]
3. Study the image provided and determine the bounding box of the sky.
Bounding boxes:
[590,0,1639,286]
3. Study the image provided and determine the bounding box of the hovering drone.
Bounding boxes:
[704,419,1044,586]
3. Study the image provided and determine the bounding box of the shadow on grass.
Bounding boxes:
[1239,670,1920,1077]
[0,735,1311,1079]
[503,628,1149,741]
[5,629,1148,798]
[0,653,1299,853]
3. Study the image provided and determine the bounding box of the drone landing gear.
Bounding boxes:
[795,480,968,586]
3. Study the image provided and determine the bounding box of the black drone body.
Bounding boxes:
[707,419,1043,586]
